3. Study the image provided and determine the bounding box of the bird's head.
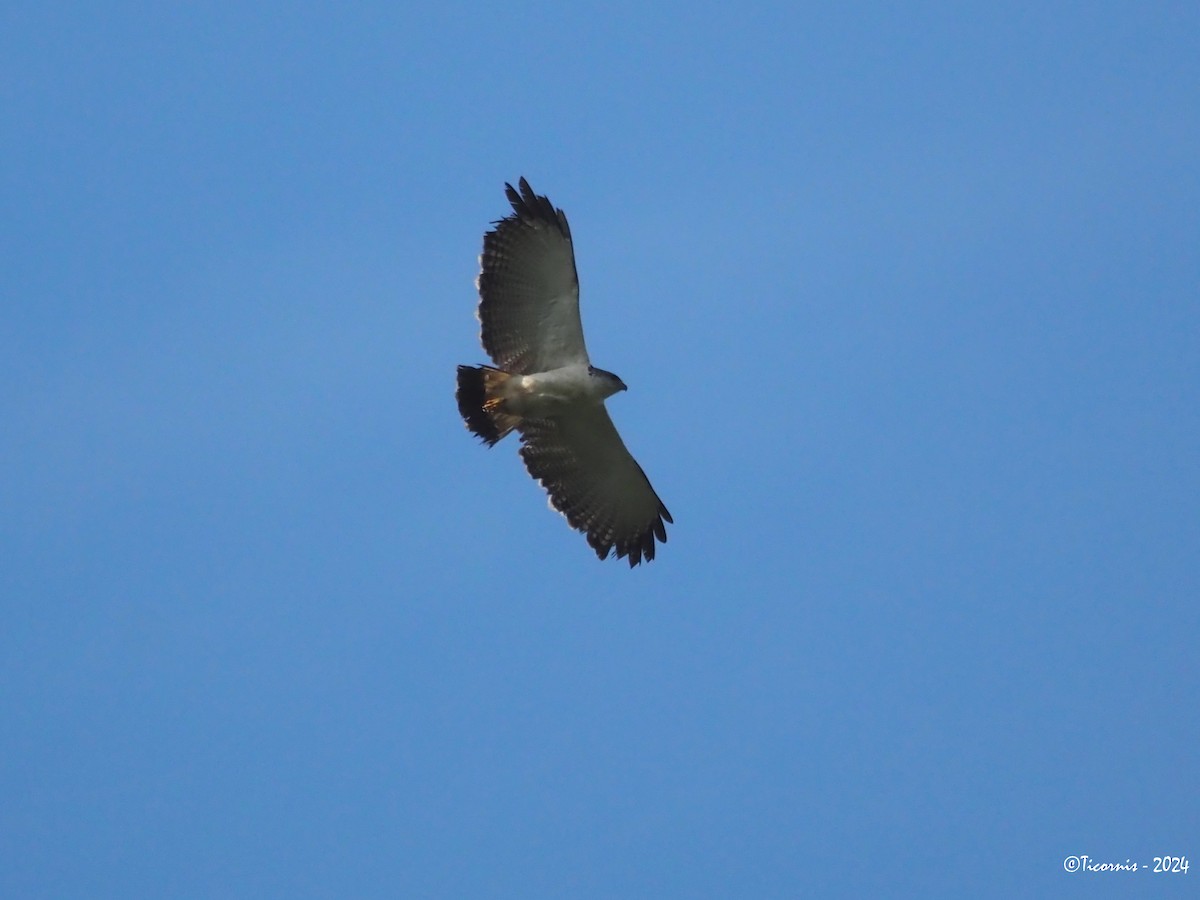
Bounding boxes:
[588,366,628,397]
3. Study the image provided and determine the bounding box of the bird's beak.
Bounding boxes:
[619,380,628,392]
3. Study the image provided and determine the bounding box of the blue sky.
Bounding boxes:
[3,2,1197,897]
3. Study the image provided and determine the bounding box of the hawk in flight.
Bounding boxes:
[456,178,672,566]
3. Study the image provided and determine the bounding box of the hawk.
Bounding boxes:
[455,178,672,566]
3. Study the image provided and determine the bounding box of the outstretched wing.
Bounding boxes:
[518,407,672,566]
[476,178,588,374]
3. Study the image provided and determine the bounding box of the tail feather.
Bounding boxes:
[456,365,520,445]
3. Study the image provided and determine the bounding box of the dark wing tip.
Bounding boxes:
[499,177,571,240]
[601,510,670,568]
[576,517,666,568]
[503,180,522,210]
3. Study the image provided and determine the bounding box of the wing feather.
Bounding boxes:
[476,178,588,374]
[518,407,672,566]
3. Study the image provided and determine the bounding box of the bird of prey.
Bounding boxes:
[455,178,672,566]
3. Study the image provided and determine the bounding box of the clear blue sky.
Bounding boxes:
[3,3,1197,897]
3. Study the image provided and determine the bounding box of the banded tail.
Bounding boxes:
[456,365,520,446]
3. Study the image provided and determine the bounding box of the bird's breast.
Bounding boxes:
[505,365,598,416]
